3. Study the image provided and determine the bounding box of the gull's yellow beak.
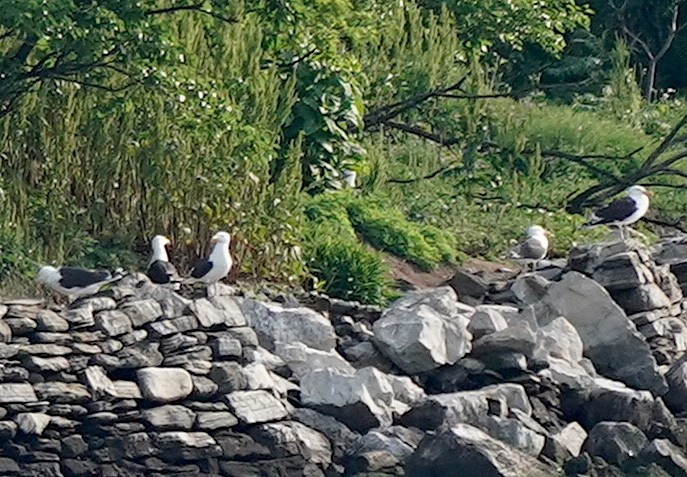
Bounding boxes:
[647,190,655,197]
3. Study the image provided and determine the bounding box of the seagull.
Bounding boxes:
[508,225,550,272]
[37,266,125,300]
[186,231,233,286]
[146,235,179,284]
[583,185,653,240]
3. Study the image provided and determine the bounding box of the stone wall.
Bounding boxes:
[1,238,687,476]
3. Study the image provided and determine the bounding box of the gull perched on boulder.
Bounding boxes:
[37,265,125,300]
[583,185,652,240]
[146,235,179,285]
[186,231,233,287]
[508,225,550,272]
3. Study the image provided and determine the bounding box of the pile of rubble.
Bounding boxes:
[1,238,687,476]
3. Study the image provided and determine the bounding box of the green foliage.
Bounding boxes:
[305,225,392,305]
[346,199,458,271]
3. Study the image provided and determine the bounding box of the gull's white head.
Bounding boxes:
[526,225,547,238]
[37,266,60,285]
[627,185,653,199]
[211,231,231,245]
[151,235,171,248]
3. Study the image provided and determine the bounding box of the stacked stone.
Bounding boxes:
[0,274,333,477]
[569,240,687,367]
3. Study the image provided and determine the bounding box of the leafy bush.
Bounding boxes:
[305,228,392,305]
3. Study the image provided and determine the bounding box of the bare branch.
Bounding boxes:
[382,120,461,146]
[277,48,318,69]
[641,111,687,169]
[386,162,461,184]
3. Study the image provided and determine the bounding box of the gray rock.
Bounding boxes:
[637,439,687,477]
[76,296,117,313]
[142,286,191,318]
[612,283,672,314]
[562,379,676,435]
[447,269,489,303]
[14,412,51,435]
[94,310,133,337]
[33,382,90,403]
[243,363,276,390]
[117,342,164,368]
[292,408,360,460]
[225,390,289,424]
[467,308,508,340]
[243,346,286,371]
[137,367,193,403]
[155,431,219,459]
[18,343,71,356]
[120,299,163,327]
[35,310,69,332]
[149,316,199,336]
[24,356,70,372]
[348,426,423,473]
[665,355,687,413]
[0,421,17,440]
[511,274,551,305]
[226,327,260,347]
[274,341,354,379]
[211,336,242,359]
[194,411,238,430]
[3,317,37,335]
[252,421,332,464]
[399,383,531,431]
[191,376,218,398]
[484,416,545,456]
[142,405,196,430]
[0,320,11,343]
[112,380,142,399]
[61,308,94,328]
[240,298,336,351]
[472,323,536,358]
[533,316,584,365]
[406,423,551,477]
[209,362,247,393]
[540,272,667,394]
[208,295,247,326]
[582,421,648,466]
[373,288,473,374]
[551,422,587,457]
[300,367,393,432]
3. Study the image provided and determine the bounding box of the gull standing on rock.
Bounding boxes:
[146,235,179,284]
[508,225,550,272]
[37,265,125,300]
[583,185,652,240]
[186,231,233,288]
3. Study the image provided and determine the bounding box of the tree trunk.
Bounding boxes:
[645,59,657,102]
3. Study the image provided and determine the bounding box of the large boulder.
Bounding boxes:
[373,287,473,374]
[636,439,687,477]
[300,367,393,432]
[665,355,687,413]
[346,426,424,475]
[582,421,649,466]
[239,299,336,352]
[405,423,551,477]
[539,272,666,394]
[273,341,354,379]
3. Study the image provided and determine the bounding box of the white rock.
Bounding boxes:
[137,367,193,403]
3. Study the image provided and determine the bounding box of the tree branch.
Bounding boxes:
[386,162,461,184]
[145,3,237,23]
[641,111,687,169]
[382,120,461,146]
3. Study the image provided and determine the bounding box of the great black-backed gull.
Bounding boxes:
[187,231,232,285]
[37,266,124,299]
[146,235,178,284]
[584,185,652,240]
[508,225,550,272]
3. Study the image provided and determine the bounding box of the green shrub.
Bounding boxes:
[305,226,392,305]
[346,199,457,271]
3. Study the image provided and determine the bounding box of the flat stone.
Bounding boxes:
[208,295,247,326]
[551,422,587,458]
[60,308,94,328]
[142,405,196,430]
[113,380,142,399]
[149,316,199,336]
[142,286,191,318]
[637,439,687,477]
[24,356,70,372]
[468,308,508,340]
[252,421,333,465]
[274,341,354,379]
[190,298,229,328]
[666,356,687,413]
[194,411,239,430]
[121,299,163,327]
[72,343,101,354]
[137,367,193,403]
[209,362,247,393]
[94,310,133,337]
[4,317,37,335]
[226,327,259,347]
[117,342,163,368]
[14,412,51,435]
[0,343,18,359]
[33,382,90,403]
[0,384,37,403]
[211,336,242,359]
[191,376,218,399]
[19,344,72,356]
[243,363,276,390]
[225,390,289,424]
[35,310,69,332]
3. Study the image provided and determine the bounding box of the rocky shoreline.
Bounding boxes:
[1,238,687,476]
